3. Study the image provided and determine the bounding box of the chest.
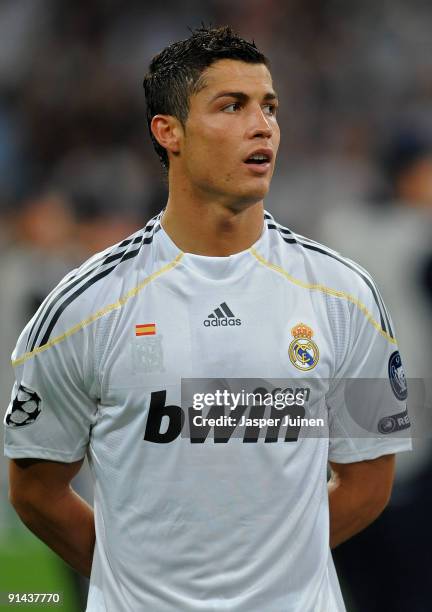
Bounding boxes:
[92,276,339,451]
[100,279,340,396]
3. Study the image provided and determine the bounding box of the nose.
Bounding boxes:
[247,105,273,139]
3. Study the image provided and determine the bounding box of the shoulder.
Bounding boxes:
[264,212,394,340]
[266,212,379,295]
[14,215,162,363]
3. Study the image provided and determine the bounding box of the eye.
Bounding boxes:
[223,102,241,113]
[263,103,277,116]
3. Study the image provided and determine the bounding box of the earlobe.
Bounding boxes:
[151,115,182,156]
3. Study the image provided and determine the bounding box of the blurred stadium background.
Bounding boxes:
[1,1,431,610]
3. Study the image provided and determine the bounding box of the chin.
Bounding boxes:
[237,182,271,204]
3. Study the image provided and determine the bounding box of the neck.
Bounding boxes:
[161,175,265,257]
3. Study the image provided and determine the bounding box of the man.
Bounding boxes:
[4,26,411,611]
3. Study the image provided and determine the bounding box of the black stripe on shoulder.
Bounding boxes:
[34,242,148,350]
[299,242,389,335]
[63,221,158,281]
[373,285,394,338]
[28,244,140,352]
[294,233,395,339]
[38,256,138,348]
[266,223,297,242]
[29,218,160,351]
[28,234,141,351]
[266,221,393,338]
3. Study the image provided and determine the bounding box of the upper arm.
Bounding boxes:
[326,269,411,463]
[329,453,395,506]
[9,457,84,507]
[4,304,98,463]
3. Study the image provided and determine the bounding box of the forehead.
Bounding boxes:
[196,59,274,98]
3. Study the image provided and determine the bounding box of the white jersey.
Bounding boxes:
[4,211,411,612]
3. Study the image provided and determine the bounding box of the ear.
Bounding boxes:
[150,115,183,157]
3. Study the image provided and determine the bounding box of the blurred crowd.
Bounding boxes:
[1,0,432,228]
[0,1,431,611]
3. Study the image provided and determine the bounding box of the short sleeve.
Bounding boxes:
[3,315,98,463]
[326,278,412,463]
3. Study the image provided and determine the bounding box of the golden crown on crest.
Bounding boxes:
[291,323,314,339]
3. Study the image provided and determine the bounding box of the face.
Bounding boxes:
[177,59,280,207]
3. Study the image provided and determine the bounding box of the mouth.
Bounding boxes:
[243,148,273,174]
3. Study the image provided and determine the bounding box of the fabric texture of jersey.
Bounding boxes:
[4,211,411,612]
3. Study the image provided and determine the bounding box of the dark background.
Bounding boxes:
[1,1,431,610]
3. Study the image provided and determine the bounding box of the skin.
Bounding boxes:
[9,458,94,577]
[328,455,395,548]
[151,59,280,255]
[9,58,396,577]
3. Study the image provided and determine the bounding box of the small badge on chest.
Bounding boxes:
[288,322,319,371]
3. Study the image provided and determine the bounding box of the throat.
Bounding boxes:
[161,201,265,256]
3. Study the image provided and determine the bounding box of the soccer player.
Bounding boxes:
[4,26,411,611]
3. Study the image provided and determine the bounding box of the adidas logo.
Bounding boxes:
[203,302,242,327]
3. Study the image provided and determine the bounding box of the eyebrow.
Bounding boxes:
[210,91,279,104]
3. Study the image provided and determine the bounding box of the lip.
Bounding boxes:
[243,148,273,175]
[243,148,273,163]
[244,161,272,175]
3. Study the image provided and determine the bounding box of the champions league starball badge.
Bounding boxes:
[5,384,42,427]
[388,351,408,400]
[288,323,319,371]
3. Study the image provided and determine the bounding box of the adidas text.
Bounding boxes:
[204,318,242,327]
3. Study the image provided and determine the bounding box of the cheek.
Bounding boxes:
[185,129,235,175]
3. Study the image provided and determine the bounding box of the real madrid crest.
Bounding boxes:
[288,322,319,371]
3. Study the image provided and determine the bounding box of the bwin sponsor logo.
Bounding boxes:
[204,302,241,327]
[143,390,307,444]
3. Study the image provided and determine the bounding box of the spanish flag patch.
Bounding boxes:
[135,323,156,336]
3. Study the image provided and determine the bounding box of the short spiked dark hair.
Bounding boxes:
[143,25,269,169]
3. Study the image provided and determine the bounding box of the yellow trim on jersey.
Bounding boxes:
[12,253,184,366]
[250,247,396,344]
